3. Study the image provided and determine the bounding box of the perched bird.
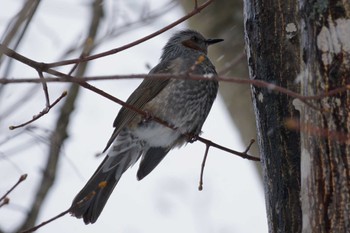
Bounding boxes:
[70,29,223,224]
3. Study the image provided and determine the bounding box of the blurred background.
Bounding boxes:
[0,0,267,232]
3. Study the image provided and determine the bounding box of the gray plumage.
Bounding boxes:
[70,29,223,224]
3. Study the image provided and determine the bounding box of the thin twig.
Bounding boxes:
[37,71,50,107]
[3,43,350,160]
[243,139,255,154]
[0,197,9,208]
[9,91,67,130]
[10,43,350,161]
[0,174,27,202]
[20,189,96,233]
[197,136,260,161]
[198,138,257,191]
[44,0,215,68]
[198,144,210,191]
[66,0,178,56]
[20,208,71,233]
[2,74,348,103]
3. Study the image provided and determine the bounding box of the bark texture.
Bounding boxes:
[299,1,350,232]
[243,0,302,232]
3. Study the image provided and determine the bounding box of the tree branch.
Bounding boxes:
[0,174,27,203]
[44,0,215,68]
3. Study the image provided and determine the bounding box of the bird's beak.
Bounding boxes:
[205,38,224,45]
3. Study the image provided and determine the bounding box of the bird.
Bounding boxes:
[70,29,223,224]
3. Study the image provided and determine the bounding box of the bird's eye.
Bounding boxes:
[191,36,198,42]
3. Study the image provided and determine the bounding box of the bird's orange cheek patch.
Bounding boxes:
[197,55,205,64]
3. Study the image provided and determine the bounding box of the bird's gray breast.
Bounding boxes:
[146,55,218,135]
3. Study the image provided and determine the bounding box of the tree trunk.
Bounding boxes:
[299,1,350,232]
[243,0,302,232]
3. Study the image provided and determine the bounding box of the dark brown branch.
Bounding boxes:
[2,74,348,103]
[66,0,178,55]
[20,208,71,233]
[37,71,50,107]
[2,43,348,162]
[1,46,260,163]
[3,41,347,162]
[198,144,210,191]
[0,174,27,202]
[197,139,257,191]
[0,197,9,208]
[9,91,67,130]
[197,136,260,161]
[20,190,97,233]
[44,0,215,68]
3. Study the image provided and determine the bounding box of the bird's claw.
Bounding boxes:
[187,134,199,143]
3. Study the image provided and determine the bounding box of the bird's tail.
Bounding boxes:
[70,131,142,224]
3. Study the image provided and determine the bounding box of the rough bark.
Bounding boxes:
[243,0,302,232]
[299,1,350,232]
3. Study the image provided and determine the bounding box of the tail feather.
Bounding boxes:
[137,147,170,180]
[70,131,142,224]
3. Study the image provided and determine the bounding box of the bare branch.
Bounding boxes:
[9,91,67,130]
[2,43,348,162]
[0,197,9,208]
[20,190,97,233]
[2,72,347,104]
[37,71,50,107]
[197,136,259,161]
[2,42,348,161]
[44,0,215,68]
[0,174,27,203]
[20,208,71,233]
[198,144,210,191]
[198,139,256,191]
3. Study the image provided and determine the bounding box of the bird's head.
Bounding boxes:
[161,30,223,61]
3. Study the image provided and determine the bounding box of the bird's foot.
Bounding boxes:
[187,133,199,143]
[142,111,153,123]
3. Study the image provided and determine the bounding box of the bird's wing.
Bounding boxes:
[102,61,173,152]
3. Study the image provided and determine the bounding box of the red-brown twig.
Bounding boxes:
[0,197,10,208]
[198,139,257,191]
[198,144,210,191]
[44,0,215,68]
[3,43,349,159]
[2,74,348,103]
[9,91,67,130]
[20,208,71,233]
[20,187,96,233]
[197,136,259,161]
[4,42,350,161]
[37,71,50,108]
[0,174,27,203]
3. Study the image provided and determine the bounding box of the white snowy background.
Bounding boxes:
[0,1,267,232]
